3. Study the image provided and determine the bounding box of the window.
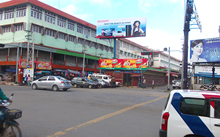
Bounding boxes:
[31,24,43,33]
[58,32,67,40]
[57,16,66,28]
[91,29,96,38]
[14,23,23,31]
[131,54,134,58]
[45,28,56,37]
[85,40,90,46]
[91,43,96,48]
[31,6,42,20]
[214,100,220,118]
[78,38,84,44]
[39,76,47,81]
[103,46,108,51]
[120,50,123,55]
[69,35,75,42]
[4,8,14,20]
[16,5,26,17]
[154,53,159,57]
[45,11,55,24]
[68,20,75,31]
[110,47,113,53]
[0,10,3,20]
[77,24,83,34]
[128,53,130,57]
[124,52,127,56]
[2,25,11,33]
[180,98,209,117]
[98,44,102,49]
[84,27,90,36]
[48,77,55,81]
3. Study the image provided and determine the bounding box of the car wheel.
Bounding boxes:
[32,84,38,90]
[73,84,77,88]
[99,85,102,88]
[63,88,68,91]
[173,87,175,89]
[88,85,92,89]
[52,85,59,91]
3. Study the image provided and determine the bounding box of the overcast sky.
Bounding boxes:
[1,0,220,60]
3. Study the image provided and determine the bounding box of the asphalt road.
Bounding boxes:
[0,85,169,137]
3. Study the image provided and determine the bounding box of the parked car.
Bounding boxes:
[88,73,121,87]
[159,90,220,137]
[172,79,181,89]
[31,76,72,91]
[90,77,109,88]
[71,77,100,88]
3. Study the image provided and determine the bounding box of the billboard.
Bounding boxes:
[96,17,146,38]
[190,37,220,63]
[19,59,51,70]
[99,59,148,70]
[195,66,220,75]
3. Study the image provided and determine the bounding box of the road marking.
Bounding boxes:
[47,95,167,137]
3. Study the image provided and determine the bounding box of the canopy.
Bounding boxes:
[68,69,80,74]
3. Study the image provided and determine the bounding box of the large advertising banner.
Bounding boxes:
[195,66,220,75]
[190,37,220,63]
[99,59,148,70]
[19,59,51,70]
[96,17,146,38]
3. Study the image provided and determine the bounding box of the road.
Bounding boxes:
[0,85,169,137]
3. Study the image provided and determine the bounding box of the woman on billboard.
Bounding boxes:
[190,40,207,62]
[131,20,144,37]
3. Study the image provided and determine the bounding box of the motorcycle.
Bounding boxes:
[200,84,210,91]
[200,84,219,91]
[0,93,22,137]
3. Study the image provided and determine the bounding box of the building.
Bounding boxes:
[0,0,181,86]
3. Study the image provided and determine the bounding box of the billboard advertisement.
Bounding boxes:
[19,59,51,70]
[96,17,146,38]
[99,59,148,70]
[195,66,220,75]
[190,37,220,63]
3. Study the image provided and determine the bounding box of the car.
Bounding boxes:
[90,77,109,88]
[88,73,121,87]
[172,79,181,89]
[71,77,100,88]
[159,90,220,137]
[31,76,72,91]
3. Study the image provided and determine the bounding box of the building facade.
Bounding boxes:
[0,0,181,86]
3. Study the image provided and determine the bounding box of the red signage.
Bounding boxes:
[19,59,51,70]
[99,59,148,70]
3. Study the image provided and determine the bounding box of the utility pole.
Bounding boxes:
[32,32,35,81]
[82,45,87,77]
[182,0,201,89]
[99,53,103,74]
[167,47,170,91]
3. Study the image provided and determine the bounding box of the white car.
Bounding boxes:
[160,90,220,137]
[172,79,181,89]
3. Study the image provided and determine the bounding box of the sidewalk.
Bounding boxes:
[0,81,19,86]
[117,85,169,92]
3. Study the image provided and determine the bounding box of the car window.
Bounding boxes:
[180,98,210,117]
[39,76,47,81]
[103,76,108,79]
[164,94,170,110]
[55,76,67,81]
[48,77,55,81]
[97,76,102,79]
[213,99,220,119]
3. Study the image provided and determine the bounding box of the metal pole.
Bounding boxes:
[82,50,85,77]
[32,32,35,81]
[168,47,170,90]
[99,53,103,74]
[141,70,143,88]
[212,63,215,91]
[113,38,116,59]
[15,44,19,83]
[183,23,189,89]
[27,31,30,63]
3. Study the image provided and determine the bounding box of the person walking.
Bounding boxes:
[27,75,31,86]
[152,79,155,89]
[111,76,116,88]
[143,78,146,88]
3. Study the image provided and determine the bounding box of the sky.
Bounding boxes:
[1,0,220,61]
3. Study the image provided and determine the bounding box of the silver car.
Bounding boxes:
[31,76,72,91]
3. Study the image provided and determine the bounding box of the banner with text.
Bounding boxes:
[99,59,148,70]
[96,17,146,38]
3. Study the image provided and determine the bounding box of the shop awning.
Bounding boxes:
[68,69,80,74]
[6,69,16,72]
[131,73,141,77]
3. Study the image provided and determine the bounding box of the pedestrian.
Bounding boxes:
[23,75,27,85]
[152,79,155,89]
[143,78,146,88]
[111,76,116,88]
[27,74,31,86]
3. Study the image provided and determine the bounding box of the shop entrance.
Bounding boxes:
[123,73,132,86]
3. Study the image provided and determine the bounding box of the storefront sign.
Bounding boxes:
[195,66,220,75]
[19,59,51,70]
[36,62,51,70]
[99,59,148,70]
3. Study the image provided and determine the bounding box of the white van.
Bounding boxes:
[160,90,220,137]
[88,73,121,86]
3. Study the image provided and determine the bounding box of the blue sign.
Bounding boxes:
[190,37,220,63]
[27,65,30,68]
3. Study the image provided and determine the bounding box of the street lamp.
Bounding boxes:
[164,47,171,91]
